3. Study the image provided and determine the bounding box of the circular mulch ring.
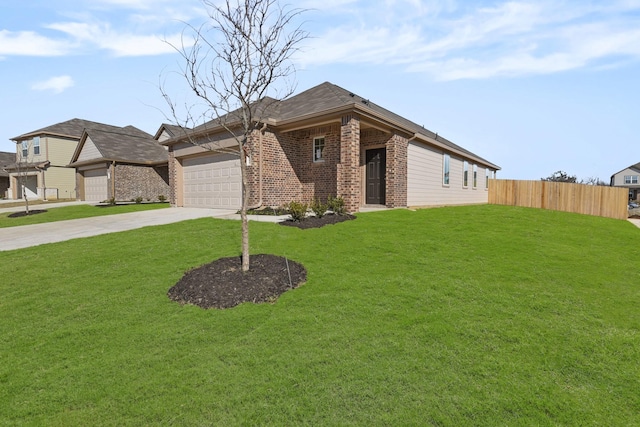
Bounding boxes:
[8,209,47,218]
[279,213,356,229]
[168,254,306,309]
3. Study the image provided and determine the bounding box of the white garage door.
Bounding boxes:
[183,153,242,209]
[84,168,108,202]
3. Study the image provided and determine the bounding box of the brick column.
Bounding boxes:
[386,133,408,208]
[168,147,178,206]
[338,114,361,212]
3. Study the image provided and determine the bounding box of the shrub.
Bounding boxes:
[158,195,167,203]
[310,198,328,218]
[287,201,308,222]
[135,196,143,204]
[327,195,346,215]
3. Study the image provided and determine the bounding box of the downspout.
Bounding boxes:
[248,123,267,209]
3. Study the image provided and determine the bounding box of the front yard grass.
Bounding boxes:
[0,203,169,228]
[1,205,638,425]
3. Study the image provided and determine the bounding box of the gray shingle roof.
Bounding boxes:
[0,151,15,178]
[173,82,499,169]
[11,118,122,141]
[70,126,168,166]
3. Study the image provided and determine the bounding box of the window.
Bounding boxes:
[485,168,490,189]
[473,164,478,188]
[33,137,40,155]
[313,137,325,162]
[21,141,28,157]
[463,161,469,187]
[443,154,450,185]
[624,175,639,184]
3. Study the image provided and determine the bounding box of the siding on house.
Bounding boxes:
[44,136,78,167]
[76,136,102,162]
[44,166,77,199]
[407,141,488,207]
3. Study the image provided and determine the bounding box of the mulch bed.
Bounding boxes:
[168,254,306,309]
[630,215,640,219]
[168,213,355,309]
[7,209,47,218]
[279,213,356,229]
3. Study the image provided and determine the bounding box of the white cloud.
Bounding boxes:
[300,0,640,80]
[0,29,73,56]
[31,75,75,94]
[45,21,182,56]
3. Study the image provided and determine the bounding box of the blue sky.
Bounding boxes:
[1,0,639,180]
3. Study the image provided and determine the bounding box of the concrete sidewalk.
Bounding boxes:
[0,207,240,251]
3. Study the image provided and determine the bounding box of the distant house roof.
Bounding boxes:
[69,125,168,167]
[0,151,15,178]
[154,123,189,141]
[166,81,499,170]
[611,162,640,178]
[10,118,124,141]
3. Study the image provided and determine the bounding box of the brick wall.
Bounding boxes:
[169,117,411,213]
[114,164,170,202]
[386,133,408,208]
[168,146,180,207]
[338,114,361,212]
[246,129,303,207]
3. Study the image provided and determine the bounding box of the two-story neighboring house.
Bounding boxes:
[5,119,97,200]
[610,162,640,201]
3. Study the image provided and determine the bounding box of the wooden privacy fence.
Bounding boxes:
[488,179,629,220]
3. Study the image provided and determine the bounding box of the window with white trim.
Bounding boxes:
[485,168,490,189]
[313,137,325,162]
[463,161,469,187]
[624,175,639,184]
[473,164,478,188]
[443,153,450,185]
[33,137,40,155]
[21,141,28,158]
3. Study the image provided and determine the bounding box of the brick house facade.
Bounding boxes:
[163,82,500,213]
[113,164,169,201]
[69,123,169,202]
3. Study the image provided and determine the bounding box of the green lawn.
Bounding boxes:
[0,203,169,228]
[1,205,638,425]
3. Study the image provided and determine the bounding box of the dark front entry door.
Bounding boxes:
[366,148,386,205]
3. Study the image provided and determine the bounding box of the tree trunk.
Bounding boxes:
[240,150,250,272]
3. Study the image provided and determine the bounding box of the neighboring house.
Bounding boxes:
[0,151,14,198]
[610,162,640,201]
[6,119,90,200]
[162,82,500,213]
[68,124,169,202]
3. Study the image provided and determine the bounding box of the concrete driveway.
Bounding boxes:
[0,207,240,251]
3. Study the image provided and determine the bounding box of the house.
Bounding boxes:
[0,151,14,198]
[610,162,640,201]
[68,124,169,202]
[162,82,500,213]
[5,119,89,200]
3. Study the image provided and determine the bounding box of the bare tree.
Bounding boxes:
[161,0,308,271]
[541,170,578,183]
[14,140,36,214]
[580,176,609,186]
